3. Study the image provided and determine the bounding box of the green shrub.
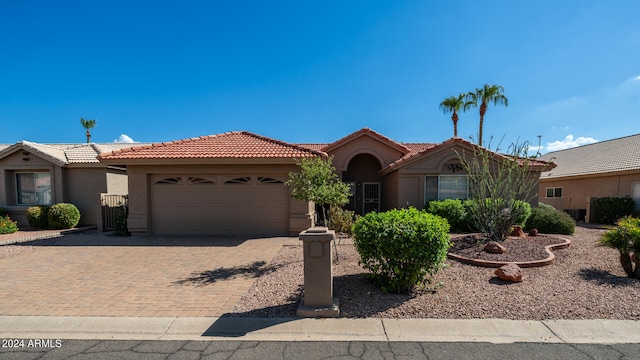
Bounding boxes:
[426,199,467,232]
[513,201,532,226]
[327,205,358,236]
[26,205,50,229]
[599,216,640,278]
[0,208,8,217]
[525,204,575,235]
[352,207,451,293]
[47,203,81,229]
[593,197,635,225]
[0,215,18,234]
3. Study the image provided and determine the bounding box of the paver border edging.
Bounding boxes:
[447,234,572,268]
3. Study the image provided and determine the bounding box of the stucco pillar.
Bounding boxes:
[297,227,339,318]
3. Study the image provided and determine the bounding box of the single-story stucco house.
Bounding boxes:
[0,141,143,227]
[538,133,640,222]
[98,128,554,236]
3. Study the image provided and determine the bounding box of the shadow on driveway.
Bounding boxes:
[174,261,285,286]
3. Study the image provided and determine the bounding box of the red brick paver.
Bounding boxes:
[0,232,289,317]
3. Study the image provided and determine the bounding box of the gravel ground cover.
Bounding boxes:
[232,225,640,320]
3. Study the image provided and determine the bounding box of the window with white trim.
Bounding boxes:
[546,187,562,198]
[16,172,52,205]
[425,175,469,202]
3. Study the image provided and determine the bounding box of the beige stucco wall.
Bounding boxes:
[0,149,125,227]
[328,136,404,173]
[385,144,544,210]
[0,150,63,226]
[539,171,640,221]
[125,163,314,236]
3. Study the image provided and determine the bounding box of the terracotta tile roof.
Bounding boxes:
[322,128,411,154]
[296,144,330,152]
[402,143,437,154]
[0,142,152,166]
[381,137,554,174]
[98,131,326,160]
[540,134,640,179]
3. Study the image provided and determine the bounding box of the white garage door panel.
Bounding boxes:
[151,176,289,235]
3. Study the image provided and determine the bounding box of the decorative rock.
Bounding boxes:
[528,228,539,236]
[510,225,526,238]
[495,263,523,282]
[483,241,507,254]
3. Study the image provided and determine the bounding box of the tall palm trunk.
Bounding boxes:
[478,102,487,146]
[452,112,459,137]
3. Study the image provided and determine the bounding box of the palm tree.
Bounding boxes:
[80,117,96,143]
[466,84,508,146]
[439,93,473,138]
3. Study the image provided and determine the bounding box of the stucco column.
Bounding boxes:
[297,227,339,318]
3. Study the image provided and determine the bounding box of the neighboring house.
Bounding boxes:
[538,134,640,222]
[0,141,142,227]
[98,128,554,236]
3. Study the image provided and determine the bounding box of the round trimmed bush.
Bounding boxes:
[26,205,50,229]
[352,207,451,293]
[525,204,575,235]
[47,203,81,229]
[426,199,466,232]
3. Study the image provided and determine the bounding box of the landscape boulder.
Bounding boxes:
[495,263,523,282]
[510,225,526,238]
[484,241,507,254]
[528,228,539,236]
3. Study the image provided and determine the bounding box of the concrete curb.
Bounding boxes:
[1,316,639,344]
[0,226,97,246]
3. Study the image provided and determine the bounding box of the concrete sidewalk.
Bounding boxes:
[1,316,639,344]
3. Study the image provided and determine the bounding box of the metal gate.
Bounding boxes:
[101,194,128,231]
[363,182,380,213]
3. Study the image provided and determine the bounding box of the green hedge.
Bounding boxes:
[352,208,451,293]
[525,204,575,235]
[47,203,81,229]
[593,197,635,225]
[425,199,531,233]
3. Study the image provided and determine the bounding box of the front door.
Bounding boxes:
[363,182,380,214]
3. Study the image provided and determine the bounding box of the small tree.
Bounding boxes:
[80,117,96,143]
[600,216,640,278]
[286,156,351,226]
[458,141,537,242]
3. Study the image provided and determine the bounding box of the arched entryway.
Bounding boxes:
[342,153,383,215]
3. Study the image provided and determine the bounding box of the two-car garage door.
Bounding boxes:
[150,174,289,235]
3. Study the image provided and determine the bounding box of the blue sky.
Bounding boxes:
[1,1,639,154]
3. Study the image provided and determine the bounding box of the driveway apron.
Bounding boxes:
[0,233,289,317]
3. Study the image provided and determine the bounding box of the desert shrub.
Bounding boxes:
[26,205,50,229]
[0,215,18,234]
[513,200,532,226]
[593,197,635,225]
[352,207,451,293]
[599,216,640,278]
[426,199,467,232]
[0,208,8,217]
[525,204,575,235]
[327,205,358,235]
[47,203,81,229]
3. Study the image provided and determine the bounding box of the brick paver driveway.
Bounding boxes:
[0,232,290,317]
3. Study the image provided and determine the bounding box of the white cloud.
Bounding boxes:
[114,134,135,143]
[546,135,598,152]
